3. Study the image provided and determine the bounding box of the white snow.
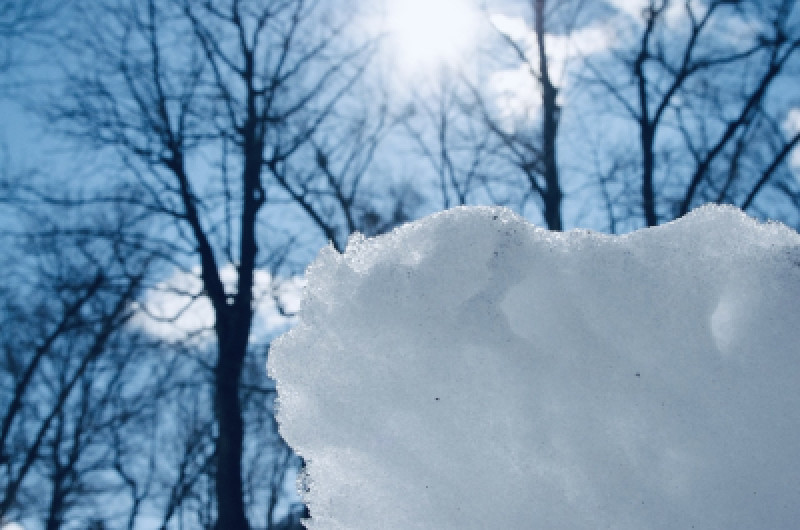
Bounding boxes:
[269,205,800,529]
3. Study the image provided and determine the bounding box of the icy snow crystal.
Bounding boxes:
[269,205,800,529]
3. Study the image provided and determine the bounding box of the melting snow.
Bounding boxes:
[270,205,800,529]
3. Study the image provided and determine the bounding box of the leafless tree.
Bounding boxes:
[47,0,394,527]
[400,74,493,209]
[588,0,800,228]
[488,0,565,230]
[404,0,597,230]
[461,0,596,230]
[0,199,158,527]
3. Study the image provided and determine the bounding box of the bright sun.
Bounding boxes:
[384,0,480,74]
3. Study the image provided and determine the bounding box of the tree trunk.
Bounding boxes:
[641,126,657,227]
[535,0,563,231]
[214,313,250,530]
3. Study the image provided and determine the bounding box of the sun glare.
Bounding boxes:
[384,0,480,74]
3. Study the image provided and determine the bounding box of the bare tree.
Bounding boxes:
[48,0,390,527]
[461,0,592,230]
[402,0,596,230]
[400,73,494,210]
[588,0,800,227]
[0,202,157,527]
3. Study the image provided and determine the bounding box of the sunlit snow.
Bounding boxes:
[270,205,800,529]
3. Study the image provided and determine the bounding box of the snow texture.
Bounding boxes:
[269,205,800,529]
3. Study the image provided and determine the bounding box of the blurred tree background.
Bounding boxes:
[1,0,799,528]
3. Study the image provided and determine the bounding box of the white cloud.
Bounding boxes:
[784,108,800,134]
[488,14,614,127]
[489,67,542,127]
[134,265,304,344]
[605,0,647,18]
[785,108,800,173]
[489,13,531,43]
[606,0,693,24]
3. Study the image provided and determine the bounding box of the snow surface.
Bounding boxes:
[269,205,800,529]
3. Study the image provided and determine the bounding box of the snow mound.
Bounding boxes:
[269,205,800,529]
